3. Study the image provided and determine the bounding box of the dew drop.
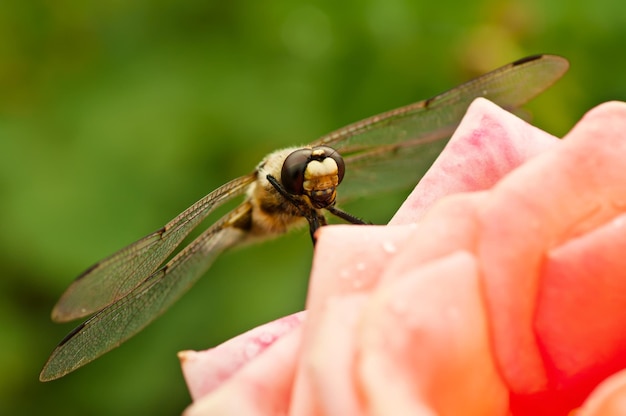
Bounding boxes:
[613,215,626,228]
[382,241,397,254]
[258,332,275,345]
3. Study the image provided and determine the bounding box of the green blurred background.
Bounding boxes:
[1,0,624,414]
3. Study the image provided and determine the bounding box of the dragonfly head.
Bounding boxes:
[281,146,345,209]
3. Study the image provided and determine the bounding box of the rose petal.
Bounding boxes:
[579,369,626,415]
[180,312,305,400]
[477,102,626,395]
[305,225,415,312]
[391,98,559,224]
[291,225,415,413]
[380,192,486,285]
[358,251,508,415]
[534,212,626,398]
[290,295,368,416]
[183,325,303,416]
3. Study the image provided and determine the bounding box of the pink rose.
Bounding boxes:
[180,98,626,415]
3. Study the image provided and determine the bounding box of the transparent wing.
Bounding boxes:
[311,54,569,202]
[40,205,252,381]
[52,173,257,322]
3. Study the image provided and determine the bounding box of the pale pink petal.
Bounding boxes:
[305,225,415,312]
[291,225,415,414]
[358,251,508,415]
[476,101,626,395]
[380,192,486,285]
[183,325,303,416]
[290,295,368,416]
[391,97,559,225]
[180,311,305,400]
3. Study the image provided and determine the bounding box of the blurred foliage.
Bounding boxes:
[1,0,625,414]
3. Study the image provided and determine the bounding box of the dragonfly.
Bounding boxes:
[40,54,569,381]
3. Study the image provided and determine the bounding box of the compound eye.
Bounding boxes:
[281,148,312,195]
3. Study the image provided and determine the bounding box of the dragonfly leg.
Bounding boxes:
[308,212,328,245]
[266,174,303,209]
[326,205,370,225]
[267,174,322,244]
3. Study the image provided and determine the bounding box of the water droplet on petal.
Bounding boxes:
[382,241,397,253]
[258,332,275,345]
[613,215,626,228]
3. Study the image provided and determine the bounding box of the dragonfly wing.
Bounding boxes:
[315,54,569,202]
[52,173,256,323]
[40,204,252,381]
[339,134,451,203]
